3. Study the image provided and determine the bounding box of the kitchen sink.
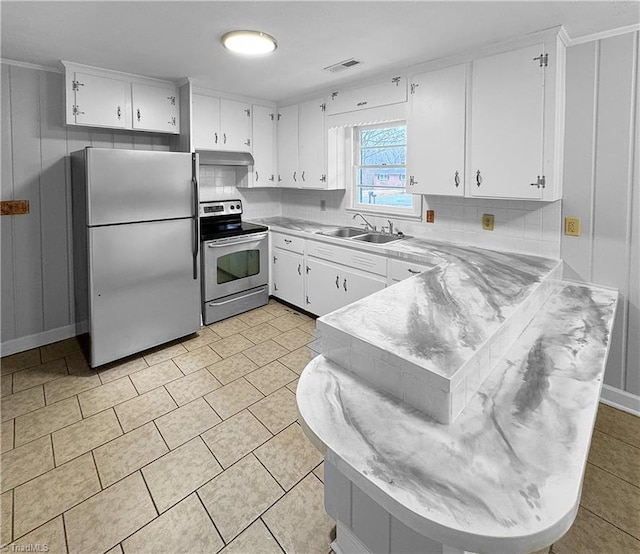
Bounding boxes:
[317,227,367,238]
[351,233,406,244]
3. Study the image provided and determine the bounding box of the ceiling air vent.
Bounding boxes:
[324,58,362,73]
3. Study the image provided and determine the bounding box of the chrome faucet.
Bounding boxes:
[352,213,376,232]
[387,220,394,235]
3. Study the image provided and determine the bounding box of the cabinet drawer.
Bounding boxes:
[271,232,305,254]
[388,259,434,282]
[307,240,387,276]
[326,77,407,116]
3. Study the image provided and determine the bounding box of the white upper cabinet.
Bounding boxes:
[192,95,252,152]
[220,99,252,151]
[470,44,547,200]
[326,77,407,115]
[191,94,221,149]
[70,72,129,129]
[62,61,179,134]
[248,104,277,187]
[132,82,179,134]
[298,98,327,188]
[407,64,466,197]
[277,104,299,187]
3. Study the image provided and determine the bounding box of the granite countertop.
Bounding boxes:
[297,281,618,553]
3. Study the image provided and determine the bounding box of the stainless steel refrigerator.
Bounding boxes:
[71,148,200,368]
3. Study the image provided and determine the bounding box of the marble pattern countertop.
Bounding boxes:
[297,281,618,553]
[253,216,560,389]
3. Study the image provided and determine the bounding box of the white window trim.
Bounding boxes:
[346,123,422,221]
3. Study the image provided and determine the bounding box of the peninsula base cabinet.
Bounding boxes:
[305,258,386,317]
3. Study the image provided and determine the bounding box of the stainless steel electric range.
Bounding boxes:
[199,199,269,325]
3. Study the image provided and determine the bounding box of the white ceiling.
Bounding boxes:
[1,1,639,102]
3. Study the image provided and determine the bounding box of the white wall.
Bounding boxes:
[561,32,639,398]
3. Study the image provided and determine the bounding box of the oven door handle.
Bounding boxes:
[207,288,266,306]
[206,232,268,247]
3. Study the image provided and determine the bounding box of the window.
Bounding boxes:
[351,122,420,218]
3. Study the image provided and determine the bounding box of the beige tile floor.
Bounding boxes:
[0,299,638,554]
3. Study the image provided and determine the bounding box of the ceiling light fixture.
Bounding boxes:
[221,30,277,56]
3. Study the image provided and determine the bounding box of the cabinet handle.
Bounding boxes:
[223,133,227,144]
[274,284,278,292]
[137,108,141,122]
[306,266,310,274]
[214,132,218,144]
[273,255,277,263]
[407,268,420,274]
[168,117,176,126]
[269,175,274,182]
[284,238,291,244]
[343,278,348,292]
[454,171,460,188]
[306,295,310,305]
[116,106,122,120]
[255,171,259,181]
[356,101,368,107]
[298,264,302,275]
[301,171,305,182]
[335,276,339,289]
[244,139,251,147]
[476,170,482,187]
[293,171,297,182]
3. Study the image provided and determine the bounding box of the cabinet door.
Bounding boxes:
[250,105,276,186]
[407,65,466,196]
[220,99,251,151]
[305,258,343,316]
[272,249,304,307]
[131,83,179,134]
[326,77,407,116]
[470,44,545,199]
[192,94,221,150]
[276,104,299,187]
[298,98,326,188]
[340,266,386,306]
[72,72,129,129]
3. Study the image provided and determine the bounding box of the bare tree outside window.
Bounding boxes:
[355,124,413,211]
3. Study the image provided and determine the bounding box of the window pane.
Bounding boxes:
[360,126,406,147]
[356,167,411,208]
[360,146,406,166]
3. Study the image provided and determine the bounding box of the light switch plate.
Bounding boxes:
[482,214,494,231]
[426,210,435,223]
[565,217,581,236]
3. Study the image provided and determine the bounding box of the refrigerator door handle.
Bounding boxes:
[192,154,199,281]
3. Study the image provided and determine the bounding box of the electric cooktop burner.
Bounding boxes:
[199,199,268,241]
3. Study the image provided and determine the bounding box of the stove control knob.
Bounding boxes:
[230,206,235,210]
[236,204,241,209]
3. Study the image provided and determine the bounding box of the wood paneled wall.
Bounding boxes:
[1,64,173,349]
[562,31,639,397]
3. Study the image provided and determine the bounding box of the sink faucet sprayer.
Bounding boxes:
[352,213,376,232]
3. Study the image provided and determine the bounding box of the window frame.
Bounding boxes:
[347,121,422,220]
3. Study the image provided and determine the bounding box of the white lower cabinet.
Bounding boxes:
[305,258,386,317]
[271,248,305,307]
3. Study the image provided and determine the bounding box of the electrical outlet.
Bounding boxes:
[482,214,494,231]
[565,217,581,236]
[320,199,327,212]
[426,210,435,223]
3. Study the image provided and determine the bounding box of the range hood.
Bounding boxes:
[196,150,255,167]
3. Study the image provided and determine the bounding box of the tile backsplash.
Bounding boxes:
[199,164,561,258]
[279,189,562,259]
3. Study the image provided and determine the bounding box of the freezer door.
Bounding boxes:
[88,219,200,367]
[85,148,194,226]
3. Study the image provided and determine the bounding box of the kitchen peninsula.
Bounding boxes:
[259,219,619,554]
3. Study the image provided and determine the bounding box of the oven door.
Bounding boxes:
[202,232,268,301]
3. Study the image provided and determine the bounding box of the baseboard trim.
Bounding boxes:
[600,384,640,417]
[0,322,87,357]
